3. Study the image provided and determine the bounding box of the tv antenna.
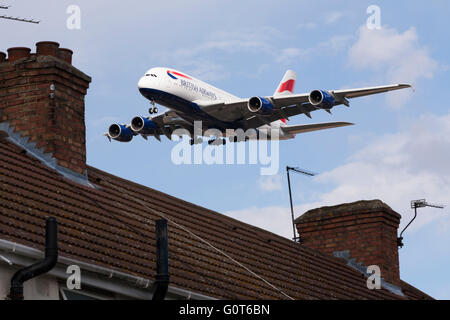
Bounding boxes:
[397,199,445,248]
[0,5,40,24]
[286,166,316,243]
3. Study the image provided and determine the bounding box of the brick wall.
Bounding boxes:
[295,200,401,285]
[0,41,91,175]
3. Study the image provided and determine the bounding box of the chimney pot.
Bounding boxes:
[0,51,6,63]
[7,47,31,62]
[57,48,73,64]
[36,41,60,58]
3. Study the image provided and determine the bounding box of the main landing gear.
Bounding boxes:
[189,137,203,145]
[148,100,158,114]
[208,138,226,145]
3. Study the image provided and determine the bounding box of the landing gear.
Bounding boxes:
[229,136,249,143]
[189,137,203,145]
[148,100,158,114]
[149,107,158,114]
[208,138,226,145]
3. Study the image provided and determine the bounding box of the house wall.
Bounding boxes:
[0,263,59,300]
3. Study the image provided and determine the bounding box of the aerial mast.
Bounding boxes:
[286,166,316,242]
[0,5,40,24]
[397,199,445,247]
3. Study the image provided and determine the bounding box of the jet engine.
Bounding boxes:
[308,90,335,109]
[247,96,274,115]
[108,124,134,142]
[131,116,157,134]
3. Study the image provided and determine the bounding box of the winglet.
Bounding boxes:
[399,83,414,92]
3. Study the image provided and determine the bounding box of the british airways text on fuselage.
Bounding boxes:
[178,79,217,101]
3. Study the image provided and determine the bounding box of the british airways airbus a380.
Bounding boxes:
[106,68,411,145]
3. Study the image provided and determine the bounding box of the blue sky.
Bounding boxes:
[1,0,449,299]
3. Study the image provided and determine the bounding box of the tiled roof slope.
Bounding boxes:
[0,138,432,300]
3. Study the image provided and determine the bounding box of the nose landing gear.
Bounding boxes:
[148,100,158,114]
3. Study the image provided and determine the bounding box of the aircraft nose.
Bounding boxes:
[138,76,147,89]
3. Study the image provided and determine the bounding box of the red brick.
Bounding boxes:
[0,44,91,175]
[296,200,401,286]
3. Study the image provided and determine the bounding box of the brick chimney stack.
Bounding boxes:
[295,200,401,285]
[0,41,91,176]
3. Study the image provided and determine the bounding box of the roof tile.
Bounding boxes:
[0,138,431,299]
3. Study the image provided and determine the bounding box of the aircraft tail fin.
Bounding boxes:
[274,70,296,97]
[274,70,296,125]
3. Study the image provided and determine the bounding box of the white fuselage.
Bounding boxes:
[137,67,290,139]
[138,67,237,103]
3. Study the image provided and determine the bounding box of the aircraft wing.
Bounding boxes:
[331,84,412,99]
[108,83,411,142]
[200,83,412,128]
[281,122,354,135]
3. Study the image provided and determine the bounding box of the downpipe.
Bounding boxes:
[152,219,170,300]
[9,217,58,300]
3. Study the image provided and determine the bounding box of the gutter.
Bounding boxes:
[0,238,214,300]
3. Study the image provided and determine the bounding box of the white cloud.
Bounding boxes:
[349,26,438,107]
[202,27,280,53]
[152,26,279,81]
[225,113,450,238]
[325,11,345,25]
[276,35,352,65]
[178,60,229,82]
[327,35,353,51]
[275,48,309,64]
[258,174,282,192]
[297,11,344,30]
[296,22,317,30]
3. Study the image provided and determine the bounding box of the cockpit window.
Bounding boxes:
[145,73,158,77]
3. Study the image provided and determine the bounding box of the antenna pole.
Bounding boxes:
[397,199,445,248]
[397,206,417,248]
[286,166,297,242]
[286,166,316,242]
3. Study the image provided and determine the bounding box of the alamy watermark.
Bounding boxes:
[366,5,381,30]
[366,265,381,290]
[66,264,81,290]
[170,121,280,175]
[66,5,81,30]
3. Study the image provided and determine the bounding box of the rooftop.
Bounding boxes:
[0,136,432,299]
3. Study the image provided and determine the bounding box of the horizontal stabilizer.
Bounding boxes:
[281,122,353,135]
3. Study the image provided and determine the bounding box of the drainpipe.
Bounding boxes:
[152,219,170,300]
[9,217,58,300]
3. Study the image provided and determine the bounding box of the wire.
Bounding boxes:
[101,178,294,300]
[71,178,240,299]
[0,15,39,24]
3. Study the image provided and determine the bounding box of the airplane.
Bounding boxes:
[106,68,412,145]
